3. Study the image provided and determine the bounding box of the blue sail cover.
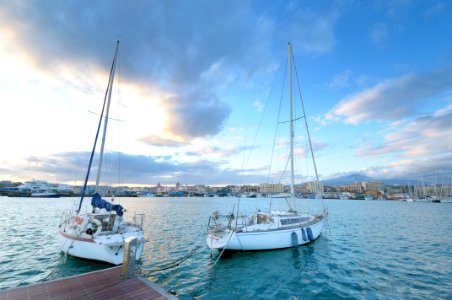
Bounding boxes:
[91,193,124,216]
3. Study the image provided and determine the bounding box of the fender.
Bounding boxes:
[90,218,102,237]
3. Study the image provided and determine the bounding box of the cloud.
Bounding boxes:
[329,66,452,124]
[355,105,452,158]
[0,1,254,142]
[288,5,340,55]
[0,151,255,185]
[328,70,352,89]
[253,100,264,112]
[360,154,452,183]
[423,2,446,19]
[325,154,452,184]
[369,23,388,46]
[164,90,231,140]
[139,135,189,147]
[189,145,252,158]
[0,1,347,145]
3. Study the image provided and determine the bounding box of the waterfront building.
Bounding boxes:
[339,182,364,193]
[362,180,384,192]
[304,181,324,194]
[259,183,284,194]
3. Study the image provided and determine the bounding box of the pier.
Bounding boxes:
[0,266,175,300]
[0,238,177,300]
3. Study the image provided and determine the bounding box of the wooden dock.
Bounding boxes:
[0,266,177,300]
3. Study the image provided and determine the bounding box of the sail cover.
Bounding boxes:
[91,193,124,216]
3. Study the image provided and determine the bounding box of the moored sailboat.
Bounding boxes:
[207,42,327,251]
[58,41,146,265]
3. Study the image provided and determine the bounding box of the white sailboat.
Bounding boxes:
[58,41,146,265]
[207,42,327,251]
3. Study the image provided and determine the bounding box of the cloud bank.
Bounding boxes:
[329,67,452,124]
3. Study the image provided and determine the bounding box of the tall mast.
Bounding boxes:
[289,42,295,210]
[95,40,119,191]
[76,40,120,213]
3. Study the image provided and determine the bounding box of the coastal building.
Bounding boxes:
[339,182,364,193]
[362,180,384,192]
[294,184,310,193]
[242,185,259,193]
[259,183,284,194]
[305,181,324,194]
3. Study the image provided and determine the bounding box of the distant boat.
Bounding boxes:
[17,180,60,198]
[270,192,292,199]
[58,41,146,265]
[339,192,350,200]
[31,191,60,198]
[245,192,258,198]
[207,42,326,251]
[364,195,374,201]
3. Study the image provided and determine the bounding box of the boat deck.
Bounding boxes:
[0,266,176,300]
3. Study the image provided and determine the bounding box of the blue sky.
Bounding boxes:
[0,0,451,186]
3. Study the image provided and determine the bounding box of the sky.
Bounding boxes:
[0,0,451,186]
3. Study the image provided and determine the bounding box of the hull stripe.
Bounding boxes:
[59,231,95,243]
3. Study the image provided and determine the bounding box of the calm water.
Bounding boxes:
[0,196,450,299]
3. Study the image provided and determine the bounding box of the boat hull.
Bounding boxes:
[58,231,145,265]
[207,218,324,251]
[31,193,60,198]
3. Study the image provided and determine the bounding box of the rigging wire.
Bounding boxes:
[243,56,285,174]
[291,51,326,214]
[267,59,287,184]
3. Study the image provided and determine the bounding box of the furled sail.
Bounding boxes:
[91,193,124,216]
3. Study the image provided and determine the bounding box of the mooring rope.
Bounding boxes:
[138,244,203,277]
[211,230,235,268]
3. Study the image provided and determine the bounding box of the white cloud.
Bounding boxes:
[291,7,340,55]
[423,2,445,18]
[355,105,452,158]
[359,154,452,183]
[253,100,264,112]
[329,67,452,124]
[328,70,352,89]
[369,23,388,46]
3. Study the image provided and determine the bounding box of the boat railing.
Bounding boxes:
[59,209,74,229]
[207,212,249,232]
[133,213,145,229]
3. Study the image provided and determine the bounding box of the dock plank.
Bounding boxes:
[0,266,175,300]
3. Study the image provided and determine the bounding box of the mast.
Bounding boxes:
[77,40,120,213]
[288,42,295,211]
[95,41,119,191]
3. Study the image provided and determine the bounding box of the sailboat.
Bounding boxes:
[207,42,326,251]
[58,41,146,265]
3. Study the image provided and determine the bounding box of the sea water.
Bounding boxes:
[0,196,450,299]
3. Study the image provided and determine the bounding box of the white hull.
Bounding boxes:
[31,192,60,198]
[58,210,146,265]
[58,231,145,265]
[207,212,324,251]
[270,193,292,198]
